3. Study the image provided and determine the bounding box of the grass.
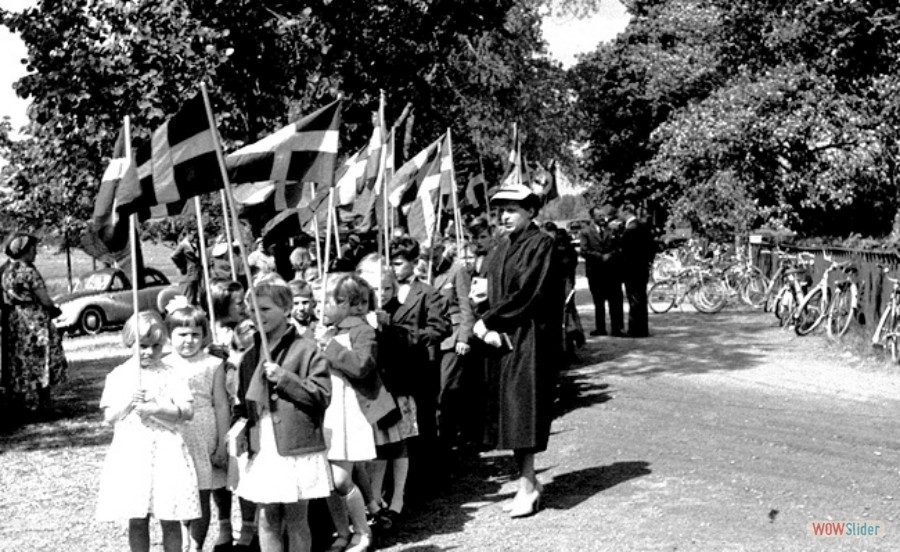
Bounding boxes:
[0,241,185,550]
[29,241,181,297]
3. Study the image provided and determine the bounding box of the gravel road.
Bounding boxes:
[3,278,899,551]
[374,285,900,552]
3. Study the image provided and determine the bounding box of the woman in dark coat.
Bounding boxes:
[472,183,565,519]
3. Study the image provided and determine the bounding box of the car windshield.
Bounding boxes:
[81,273,112,291]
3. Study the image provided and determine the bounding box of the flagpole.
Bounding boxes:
[478,153,490,217]
[219,190,238,281]
[309,183,323,278]
[376,91,389,307]
[332,198,342,257]
[200,82,271,362]
[428,181,444,287]
[193,196,217,334]
[387,132,396,241]
[446,129,463,256]
[121,115,143,387]
[321,188,335,307]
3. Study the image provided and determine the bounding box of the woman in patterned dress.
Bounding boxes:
[0,233,67,416]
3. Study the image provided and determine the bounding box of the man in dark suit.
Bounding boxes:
[619,205,655,337]
[580,205,624,337]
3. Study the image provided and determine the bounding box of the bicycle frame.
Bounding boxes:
[793,254,850,335]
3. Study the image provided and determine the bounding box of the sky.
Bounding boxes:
[0,1,631,134]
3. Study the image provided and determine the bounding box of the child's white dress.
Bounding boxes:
[236,409,333,504]
[165,351,226,490]
[323,334,377,461]
[96,359,201,522]
[324,372,378,461]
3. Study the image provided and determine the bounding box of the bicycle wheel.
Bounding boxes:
[794,288,830,336]
[890,335,900,364]
[773,286,794,326]
[648,280,677,313]
[691,277,728,314]
[647,280,678,314]
[721,264,742,295]
[826,285,855,339]
[741,271,770,308]
[763,273,784,313]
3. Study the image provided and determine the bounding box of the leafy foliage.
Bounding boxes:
[572,0,900,241]
[1,0,578,244]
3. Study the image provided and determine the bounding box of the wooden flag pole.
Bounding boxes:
[332,197,342,257]
[123,115,143,386]
[446,129,463,256]
[321,188,336,308]
[193,196,217,334]
[219,190,238,281]
[478,153,490,216]
[428,180,444,287]
[309,182,323,279]
[128,212,141,385]
[200,82,271,361]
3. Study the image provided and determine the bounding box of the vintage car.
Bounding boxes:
[54,267,175,335]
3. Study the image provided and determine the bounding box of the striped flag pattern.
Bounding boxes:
[116,95,223,220]
[335,147,367,206]
[227,99,342,188]
[463,172,486,209]
[92,126,133,251]
[502,123,527,188]
[402,139,445,245]
[438,131,455,196]
[388,137,442,208]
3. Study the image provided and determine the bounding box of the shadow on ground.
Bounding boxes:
[546,461,652,510]
[572,308,779,378]
[0,352,123,451]
[369,454,510,550]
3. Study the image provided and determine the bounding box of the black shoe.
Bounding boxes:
[589,329,607,337]
[610,330,626,337]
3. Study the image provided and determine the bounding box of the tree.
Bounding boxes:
[1,0,578,243]
[572,0,900,239]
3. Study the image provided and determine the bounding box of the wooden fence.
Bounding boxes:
[752,243,900,339]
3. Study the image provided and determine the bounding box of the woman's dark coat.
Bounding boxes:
[480,222,564,452]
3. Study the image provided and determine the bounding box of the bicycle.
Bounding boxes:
[826,262,860,339]
[759,248,815,313]
[647,263,728,314]
[871,265,900,362]
[793,254,852,336]
[718,252,770,307]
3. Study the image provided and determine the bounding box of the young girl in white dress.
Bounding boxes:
[317,274,396,552]
[234,282,333,552]
[161,298,231,552]
[96,311,200,552]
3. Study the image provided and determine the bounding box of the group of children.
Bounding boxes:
[95,233,477,552]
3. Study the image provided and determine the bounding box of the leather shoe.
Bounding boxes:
[589,329,607,337]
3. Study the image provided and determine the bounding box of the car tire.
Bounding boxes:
[79,306,106,335]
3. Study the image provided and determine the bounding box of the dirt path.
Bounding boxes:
[2,279,900,551]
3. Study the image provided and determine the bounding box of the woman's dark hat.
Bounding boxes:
[5,234,37,260]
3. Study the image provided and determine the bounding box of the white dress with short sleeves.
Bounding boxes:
[96,359,201,522]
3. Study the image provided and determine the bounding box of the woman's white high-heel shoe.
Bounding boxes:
[508,488,541,518]
[502,481,544,512]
